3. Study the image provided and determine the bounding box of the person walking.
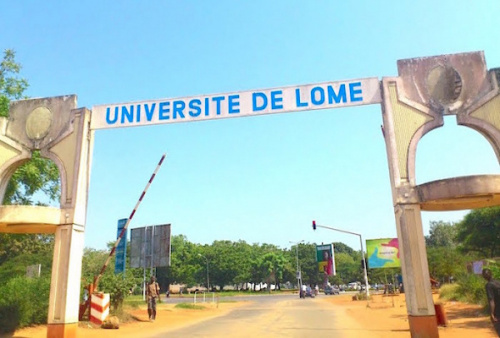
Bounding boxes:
[146,276,160,322]
[482,268,500,336]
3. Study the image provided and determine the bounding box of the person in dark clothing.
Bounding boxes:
[482,268,500,336]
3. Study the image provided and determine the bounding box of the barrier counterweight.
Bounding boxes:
[90,293,110,325]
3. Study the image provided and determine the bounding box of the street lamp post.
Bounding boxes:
[289,240,304,295]
[312,221,369,298]
[198,254,210,291]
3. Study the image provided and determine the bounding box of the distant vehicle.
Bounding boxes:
[304,286,315,298]
[348,282,360,290]
[324,285,340,295]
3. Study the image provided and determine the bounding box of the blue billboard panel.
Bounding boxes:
[115,218,128,274]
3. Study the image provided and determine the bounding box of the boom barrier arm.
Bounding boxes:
[92,153,166,290]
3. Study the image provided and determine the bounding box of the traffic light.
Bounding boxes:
[312,220,316,230]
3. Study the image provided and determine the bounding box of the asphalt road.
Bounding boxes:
[149,294,357,338]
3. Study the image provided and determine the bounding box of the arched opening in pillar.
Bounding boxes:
[416,116,500,184]
[415,115,500,233]
[2,150,61,207]
[0,150,60,330]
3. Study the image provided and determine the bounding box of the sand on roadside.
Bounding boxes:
[4,301,247,338]
[321,292,496,338]
[5,293,498,338]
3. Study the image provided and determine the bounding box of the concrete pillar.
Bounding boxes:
[381,51,500,337]
[0,96,93,338]
[381,76,439,336]
[395,204,437,337]
[46,106,92,337]
[47,224,85,337]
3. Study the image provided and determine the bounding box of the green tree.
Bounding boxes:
[298,243,318,286]
[0,49,60,206]
[159,235,197,289]
[0,233,53,266]
[456,207,500,258]
[0,242,53,284]
[80,246,139,311]
[426,246,469,283]
[425,221,458,248]
[80,247,109,286]
[230,241,253,289]
[250,251,287,291]
[0,49,28,117]
[99,271,139,312]
[209,240,241,290]
[0,49,60,284]
[331,252,357,284]
[3,151,60,205]
[332,242,356,255]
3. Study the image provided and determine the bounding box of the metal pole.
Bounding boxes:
[206,260,210,291]
[289,240,304,293]
[295,245,299,277]
[312,222,369,298]
[150,226,155,278]
[359,234,370,297]
[142,267,146,301]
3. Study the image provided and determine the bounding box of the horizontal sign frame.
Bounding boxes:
[91,77,381,130]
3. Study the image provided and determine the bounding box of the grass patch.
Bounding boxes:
[124,299,144,308]
[438,283,460,301]
[217,299,237,304]
[174,303,206,310]
[215,290,288,297]
[438,275,487,311]
[351,293,371,301]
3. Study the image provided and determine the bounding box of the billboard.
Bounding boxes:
[130,224,171,268]
[366,238,401,269]
[115,218,128,274]
[316,244,336,276]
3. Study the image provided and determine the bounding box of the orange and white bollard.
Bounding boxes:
[90,293,110,325]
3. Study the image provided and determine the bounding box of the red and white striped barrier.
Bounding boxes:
[94,154,166,289]
[90,293,110,325]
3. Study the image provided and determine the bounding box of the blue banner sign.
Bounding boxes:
[115,218,128,274]
[91,78,381,130]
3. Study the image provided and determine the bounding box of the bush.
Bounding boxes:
[489,263,500,279]
[0,276,50,332]
[438,283,460,301]
[455,274,487,305]
[99,271,139,312]
[352,292,370,301]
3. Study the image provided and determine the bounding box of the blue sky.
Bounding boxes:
[2,1,500,252]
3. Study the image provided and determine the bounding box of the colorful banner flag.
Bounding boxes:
[316,244,336,276]
[366,238,400,269]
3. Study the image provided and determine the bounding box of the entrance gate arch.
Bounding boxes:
[381,52,500,336]
[0,96,92,337]
[0,51,499,337]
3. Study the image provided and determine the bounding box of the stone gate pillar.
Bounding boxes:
[381,51,500,337]
[0,95,93,338]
